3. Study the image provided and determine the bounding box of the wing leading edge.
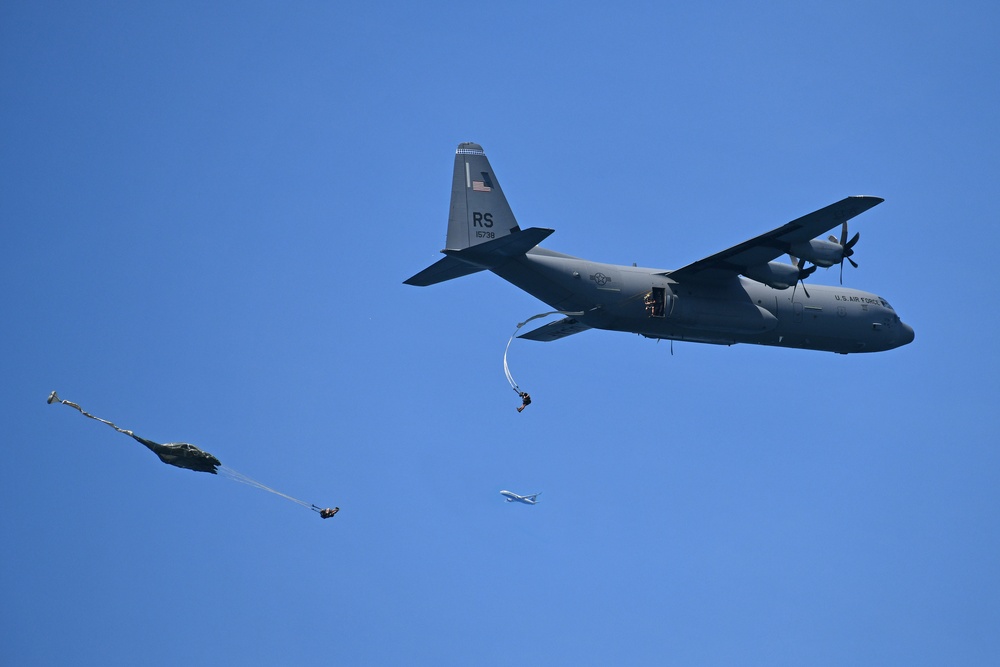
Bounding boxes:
[668,196,883,282]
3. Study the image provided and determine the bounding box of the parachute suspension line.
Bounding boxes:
[502,310,586,395]
[217,466,321,512]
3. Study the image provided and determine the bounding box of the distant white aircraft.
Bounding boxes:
[501,490,540,505]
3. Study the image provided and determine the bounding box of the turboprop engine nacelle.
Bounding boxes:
[789,238,843,268]
[742,261,800,290]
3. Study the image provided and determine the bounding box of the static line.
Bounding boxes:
[503,311,584,393]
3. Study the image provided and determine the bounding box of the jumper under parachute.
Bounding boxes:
[47,391,337,519]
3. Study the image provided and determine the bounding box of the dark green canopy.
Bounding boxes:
[47,391,220,474]
[48,391,335,517]
[128,434,221,474]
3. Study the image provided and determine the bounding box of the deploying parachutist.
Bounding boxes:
[503,310,585,411]
[47,391,336,519]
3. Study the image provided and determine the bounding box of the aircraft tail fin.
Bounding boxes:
[404,143,553,287]
[447,142,520,250]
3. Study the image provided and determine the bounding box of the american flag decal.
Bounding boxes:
[472,171,494,192]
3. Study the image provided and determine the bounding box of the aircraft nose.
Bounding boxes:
[899,322,915,346]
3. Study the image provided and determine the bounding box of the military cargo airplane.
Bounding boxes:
[501,490,540,505]
[406,143,914,354]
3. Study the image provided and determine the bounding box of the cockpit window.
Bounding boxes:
[879,297,893,310]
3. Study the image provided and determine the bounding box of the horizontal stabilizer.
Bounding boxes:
[442,227,554,266]
[405,227,554,286]
[518,316,592,342]
[403,257,485,286]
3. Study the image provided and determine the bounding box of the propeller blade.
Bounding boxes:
[796,256,816,279]
[791,256,813,299]
[834,224,859,284]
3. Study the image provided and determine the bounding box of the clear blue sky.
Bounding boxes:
[3,2,998,665]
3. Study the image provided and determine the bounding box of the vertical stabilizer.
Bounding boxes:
[447,143,521,250]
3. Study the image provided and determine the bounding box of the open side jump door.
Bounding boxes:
[645,287,674,318]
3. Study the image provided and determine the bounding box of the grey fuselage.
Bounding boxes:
[495,248,913,354]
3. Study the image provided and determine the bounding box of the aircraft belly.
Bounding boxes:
[672,297,778,334]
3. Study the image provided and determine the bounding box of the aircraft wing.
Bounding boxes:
[517,316,592,342]
[668,196,883,282]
